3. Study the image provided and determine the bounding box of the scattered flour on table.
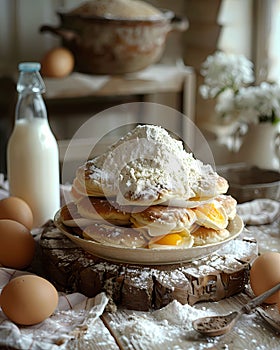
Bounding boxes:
[111,300,217,349]
[152,300,214,327]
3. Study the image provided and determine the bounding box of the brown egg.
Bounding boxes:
[0,274,58,325]
[0,196,33,229]
[41,47,74,78]
[250,251,280,304]
[0,219,35,269]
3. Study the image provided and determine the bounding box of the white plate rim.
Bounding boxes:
[53,210,244,265]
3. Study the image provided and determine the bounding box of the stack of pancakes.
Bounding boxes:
[59,125,237,249]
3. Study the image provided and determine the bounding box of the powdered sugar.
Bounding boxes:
[87,125,226,205]
[111,300,217,349]
[119,314,169,345]
[153,299,214,327]
[109,294,280,350]
[218,236,257,260]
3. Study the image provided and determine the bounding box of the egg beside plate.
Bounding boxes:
[0,196,33,230]
[0,274,58,325]
[0,197,35,269]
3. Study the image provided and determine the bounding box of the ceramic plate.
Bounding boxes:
[54,210,244,265]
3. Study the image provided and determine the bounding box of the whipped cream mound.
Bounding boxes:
[87,125,226,206]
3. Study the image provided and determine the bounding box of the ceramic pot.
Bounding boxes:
[40,5,188,75]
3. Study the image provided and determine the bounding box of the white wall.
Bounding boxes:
[0,0,83,75]
[0,0,253,75]
[0,0,253,172]
[218,0,253,58]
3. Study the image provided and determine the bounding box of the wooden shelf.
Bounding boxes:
[43,64,196,179]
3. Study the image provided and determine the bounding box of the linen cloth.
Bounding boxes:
[0,268,108,349]
[237,198,280,225]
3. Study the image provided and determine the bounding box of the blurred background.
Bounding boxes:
[0,0,279,178]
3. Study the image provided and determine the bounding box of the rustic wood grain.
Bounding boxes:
[39,221,258,311]
[102,297,280,350]
[65,318,120,350]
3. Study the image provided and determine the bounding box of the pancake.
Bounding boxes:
[67,125,241,250]
[75,125,229,207]
[192,201,228,230]
[70,186,85,203]
[191,226,230,246]
[83,223,149,248]
[60,202,95,227]
[60,199,233,249]
[130,205,197,236]
[70,177,91,203]
[191,173,229,199]
[162,196,212,208]
[75,160,107,197]
[77,196,132,226]
[215,194,237,220]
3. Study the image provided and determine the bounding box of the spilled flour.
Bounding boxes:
[110,296,280,350]
[111,300,217,349]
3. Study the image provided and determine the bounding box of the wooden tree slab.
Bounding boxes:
[39,221,258,311]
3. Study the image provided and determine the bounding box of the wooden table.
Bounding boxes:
[16,217,277,350]
[0,181,279,349]
[57,218,280,350]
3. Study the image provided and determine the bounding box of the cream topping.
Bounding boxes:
[84,125,226,205]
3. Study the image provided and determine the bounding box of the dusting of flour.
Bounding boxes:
[152,299,214,328]
[88,125,223,204]
[111,300,217,349]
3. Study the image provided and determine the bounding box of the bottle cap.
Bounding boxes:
[18,62,41,72]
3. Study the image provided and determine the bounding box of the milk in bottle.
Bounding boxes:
[7,62,60,227]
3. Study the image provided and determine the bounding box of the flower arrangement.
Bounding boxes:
[200,51,280,125]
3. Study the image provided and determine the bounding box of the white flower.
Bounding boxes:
[200,51,254,99]
[235,83,280,124]
[200,51,280,124]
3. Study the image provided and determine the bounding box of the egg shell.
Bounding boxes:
[0,196,33,229]
[41,47,74,78]
[250,251,280,304]
[0,274,58,325]
[0,219,35,269]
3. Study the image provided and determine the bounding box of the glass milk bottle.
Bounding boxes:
[7,62,60,227]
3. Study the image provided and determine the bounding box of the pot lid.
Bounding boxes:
[67,0,165,20]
